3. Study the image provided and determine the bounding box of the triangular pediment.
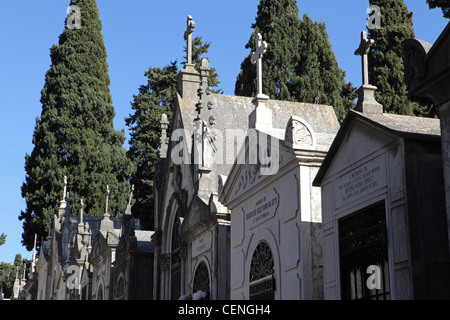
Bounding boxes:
[219,130,296,207]
[314,113,398,186]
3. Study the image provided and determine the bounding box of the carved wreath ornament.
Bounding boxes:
[292,121,312,145]
[285,117,316,149]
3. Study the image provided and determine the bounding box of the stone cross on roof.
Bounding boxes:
[251,33,268,98]
[80,199,84,223]
[63,176,68,201]
[184,15,196,66]
[354,31,382,114]
[354,31,374,86]
[105,185,110,217]
[159,114,169,158]
[125,184,134,215]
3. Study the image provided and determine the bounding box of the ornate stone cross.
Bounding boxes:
[354,31,374,86]
[105,185,110,217]
[354,31,382,114]
[251,33,268,97]
[80,199,84,223]
[63,176,68,201]
[184,15,196,65]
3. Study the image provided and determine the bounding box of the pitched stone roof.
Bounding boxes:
[313,109,441,186]
[68,215,122,246]
[176,93,340,177]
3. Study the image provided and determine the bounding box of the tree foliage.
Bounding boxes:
[427,0,450,18]
[0,254,28,299]
[368,0,434,116]
[19,0,133,250]
[235,0,356,122]
[125,36,219,230]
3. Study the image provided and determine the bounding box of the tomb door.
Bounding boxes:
[339,202,391,300]
[115,276,125,300]
[193,261,210,294]
[249,241,275,300]
[170,212,182,300]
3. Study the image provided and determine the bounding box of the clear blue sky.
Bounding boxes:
[0,0,447,264]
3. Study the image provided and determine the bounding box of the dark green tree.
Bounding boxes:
[341,71,359,118]
[0,233,5,246]
[184,36,221,91]
[125,36,219,230]
[20,0,133,250]
[125,61,178,230]
[0,262,14,298]
[235,0,355,122]
[368,0,434,116]
[0,254,28,299]
[235,0,301,101]
[292,15,355,121]
[427,0,450,18]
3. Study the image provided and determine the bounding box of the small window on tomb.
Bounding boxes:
[339,202,391,300]
[193,262,210,295]
[249,241,275,300]
[115,276,125,300]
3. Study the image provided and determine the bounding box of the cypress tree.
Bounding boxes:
[235,0,355,122]
[427,0,450,18]
[235,0,301,101]
[125,36,219,230]
[368,0,434,116]
[292,15,354,121]
[19,0,133,250]
[125,62,178,230]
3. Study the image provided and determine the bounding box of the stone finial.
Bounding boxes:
[78,199,85,233]
[195,58,213,121]
[193,58,215,177]
[47,217,52,239]
[105,185,110,217]
[184,15,196,66]
[31,234,37,274]
[159,114,169,158]
[125,184,134,215]
[354,31,383,114]
[251,33,269,100]
[199,58,210,88]
[63,176,68,201]
[58,176,69,210]
[100,185,114,231]
[80,199,84,223]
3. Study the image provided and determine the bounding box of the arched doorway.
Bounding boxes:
[170,211,182,300]
[193,261,210,295]
[115,276,125,300]
[249,241,275,300]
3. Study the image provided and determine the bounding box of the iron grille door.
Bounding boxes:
[339,202,390,300]
[249,241,275,300]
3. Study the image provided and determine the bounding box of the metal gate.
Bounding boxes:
[249,241,275,300]
[339,202,390,300]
